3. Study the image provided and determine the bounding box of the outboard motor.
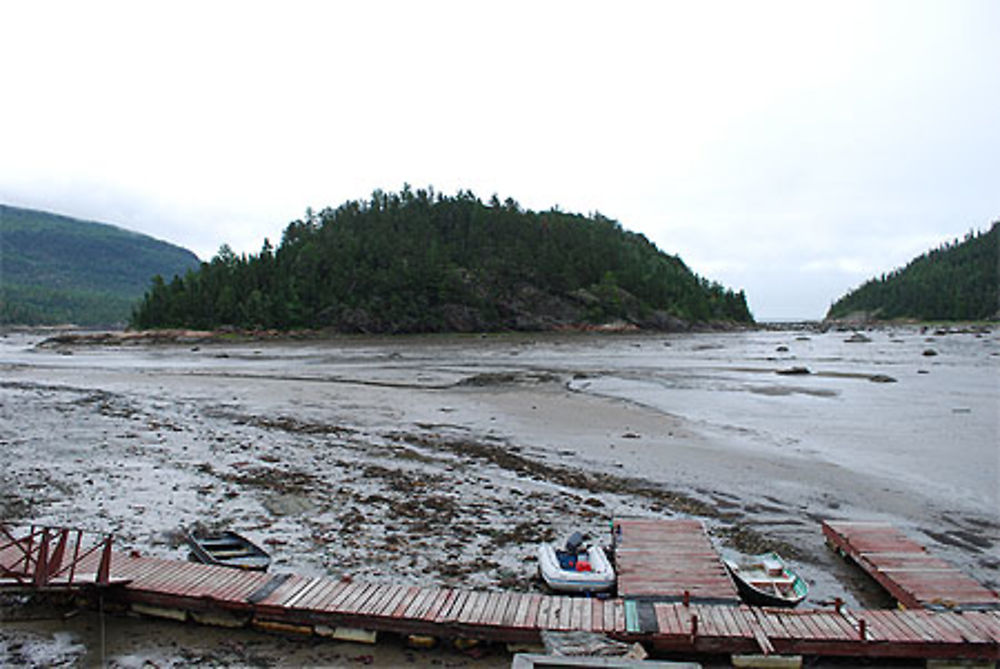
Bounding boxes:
[564,531,585,554]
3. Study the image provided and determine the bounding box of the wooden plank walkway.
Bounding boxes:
[103,552,1000,660]
[3,521,999,660]
[823,520,1000,611]
[649,602,1000,659]
[71,550,992,659]
[106,550,627,643]
[613,517,739,604]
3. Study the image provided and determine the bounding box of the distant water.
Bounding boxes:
[569,328,999,516]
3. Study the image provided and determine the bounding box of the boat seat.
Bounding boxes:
[760,557,784,575]
[208,549,255,558]
[749,578,795,591]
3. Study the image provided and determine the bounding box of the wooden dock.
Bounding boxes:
[87,550,629,643]
[646,601,1000,659]
[3,521,999,661]
[823,520,1000,611]
[52,548,1000,660]
[613,518,739,604]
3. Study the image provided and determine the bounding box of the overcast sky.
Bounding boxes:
[2,1,998,320]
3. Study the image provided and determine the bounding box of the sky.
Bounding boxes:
[2,1,998,320]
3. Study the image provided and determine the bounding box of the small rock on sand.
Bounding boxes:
[776,366,811,375]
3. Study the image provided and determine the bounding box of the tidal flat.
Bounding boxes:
[1,326,997,666]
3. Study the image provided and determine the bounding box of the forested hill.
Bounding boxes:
[827,221,999,322]
[132,187,753,333]
[1,205,200,326]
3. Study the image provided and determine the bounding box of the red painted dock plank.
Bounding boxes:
[653,603,679,635]
[299,579,348,611]
[358,584,397,617]
[110,555,169,583]
[217,572,273,603]
[500,593,522,628]
[486,592,508,628]
[390,585,421,617]
[284,577,327,609]
[384,584,419,617]
[129,561,204,593]
[324,581,364,613]
[173,565,242,599]
[456,590,486,624]
[514,593,536,629]
[614,518,738,603]
[423,589,456,623]
[175,567,243,600]
[499,593,523,628]
[401,586,433,619]
[472,591,497,625]
[579,596,592,631]
[275,576,322,609]
[824,520,1000,611]
[500,592,530,629]
[533,596,551,631]
[342,582,381,615]
[369,584,407,618]
[557,595,575,630]
[437,588,468,623]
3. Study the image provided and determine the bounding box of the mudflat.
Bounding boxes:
[1,326,997,664]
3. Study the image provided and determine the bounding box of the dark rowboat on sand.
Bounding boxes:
[184,530,271,571]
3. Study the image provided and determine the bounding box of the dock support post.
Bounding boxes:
[32,530,50,587]
[97,534,113,585]
[47,529,69,580]
[68,530,82,584]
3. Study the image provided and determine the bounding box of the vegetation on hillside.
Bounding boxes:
[827,222,999,321]
[132,187,752,332]
[0,204,200,326]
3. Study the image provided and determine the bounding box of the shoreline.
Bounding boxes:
[1,327,996,664]
[13,317,997,351]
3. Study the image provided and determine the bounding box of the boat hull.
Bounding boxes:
[185,531,271,571]
[537,543,615,594]
[725,553,807,608]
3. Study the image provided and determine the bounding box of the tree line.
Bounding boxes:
[827,222,999,321]
[132,187,753,332]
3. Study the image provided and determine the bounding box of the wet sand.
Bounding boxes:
[1,326,997,665]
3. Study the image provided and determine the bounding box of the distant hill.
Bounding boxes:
[827,222,999,322]
[132,187,752,332]
[1,205,200,326]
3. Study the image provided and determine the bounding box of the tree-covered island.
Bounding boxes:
[132,187,753,332]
